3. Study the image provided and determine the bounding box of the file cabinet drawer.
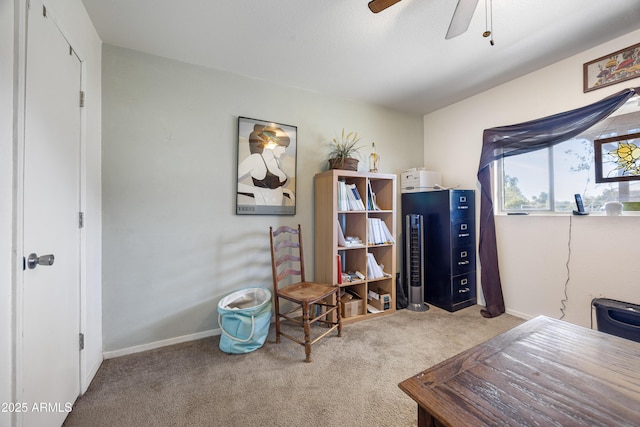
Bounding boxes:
[451,219,474,247]
[450,191,474,219]
[452,273,476,304]
[452,247,475,275]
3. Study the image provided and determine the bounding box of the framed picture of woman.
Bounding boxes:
[236,117,297,215]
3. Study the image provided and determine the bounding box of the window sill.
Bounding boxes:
[497,212,640,217]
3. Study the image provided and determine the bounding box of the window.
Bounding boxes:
[497,98,640,213]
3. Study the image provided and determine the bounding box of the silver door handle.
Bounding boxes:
[27,253,55,269]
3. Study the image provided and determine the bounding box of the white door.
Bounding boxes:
[22,1,81,425]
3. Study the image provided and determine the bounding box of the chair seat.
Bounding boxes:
[278,281,337,303]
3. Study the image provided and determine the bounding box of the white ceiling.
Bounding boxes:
[80,0,640,115]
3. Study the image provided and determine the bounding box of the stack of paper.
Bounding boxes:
[337,221,364,247]
[366,253,385,279]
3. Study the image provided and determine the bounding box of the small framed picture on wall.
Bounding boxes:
[583,42,640,92]
[594,132,640,183]
[236,117,297,215]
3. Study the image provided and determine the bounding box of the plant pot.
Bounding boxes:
[329,157,359,171]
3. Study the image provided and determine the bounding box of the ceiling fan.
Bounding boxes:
[368,0,480,39]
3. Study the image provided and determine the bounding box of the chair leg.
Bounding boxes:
[336,292,342,337]
[303,302,312,363]
[274,297,281,344]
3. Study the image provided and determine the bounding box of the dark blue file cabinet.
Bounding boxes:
[401,189,476,312]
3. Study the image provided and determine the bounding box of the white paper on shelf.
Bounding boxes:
[366,253,384,279]
[367,304,382,313]
[337,220,347,246]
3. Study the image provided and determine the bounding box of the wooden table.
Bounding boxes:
[399,315,640,426]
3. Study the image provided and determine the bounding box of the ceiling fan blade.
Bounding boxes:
[445,0,479,39]
[368,0,402,14]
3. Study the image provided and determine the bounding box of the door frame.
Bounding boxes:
[13,1,89,424]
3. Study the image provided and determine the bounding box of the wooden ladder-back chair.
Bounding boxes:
[269,225,342,362]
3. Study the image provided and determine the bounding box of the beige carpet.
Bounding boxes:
[63,306,524,427]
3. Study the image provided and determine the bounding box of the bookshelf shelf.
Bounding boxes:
[314,170,396,324]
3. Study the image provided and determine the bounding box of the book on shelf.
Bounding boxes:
[337,181,365,211]
[337,181,346,211]
[367,219,379,245]
[348,183,365,210]
[367,218,395,245]
[367,181,380,211]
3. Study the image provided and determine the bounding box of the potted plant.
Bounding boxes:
[327,129,362,171]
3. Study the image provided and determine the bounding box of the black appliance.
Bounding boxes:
[404,214,428,311]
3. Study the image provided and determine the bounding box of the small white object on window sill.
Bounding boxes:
[605,201,623,216]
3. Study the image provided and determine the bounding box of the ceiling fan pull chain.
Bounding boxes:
[483,0,495,46]
[490,0,494,45]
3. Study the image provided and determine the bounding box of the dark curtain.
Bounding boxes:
[477,87,639,318]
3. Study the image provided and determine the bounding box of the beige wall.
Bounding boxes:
[424,29,640,328]
[101,45,424,354]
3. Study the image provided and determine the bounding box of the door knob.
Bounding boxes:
[27,253,55,269]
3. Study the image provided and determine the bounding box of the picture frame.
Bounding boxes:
[594,132,640,183]
[583,42,640,93]
[236,116,297,215]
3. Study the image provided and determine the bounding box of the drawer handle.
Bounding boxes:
[459,288,470,293]
[458,233,470,237]
[458,261,469,265]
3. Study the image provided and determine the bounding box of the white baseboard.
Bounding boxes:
[102,309,525,360]
[505,308,532,320]
[103,328,221,359]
